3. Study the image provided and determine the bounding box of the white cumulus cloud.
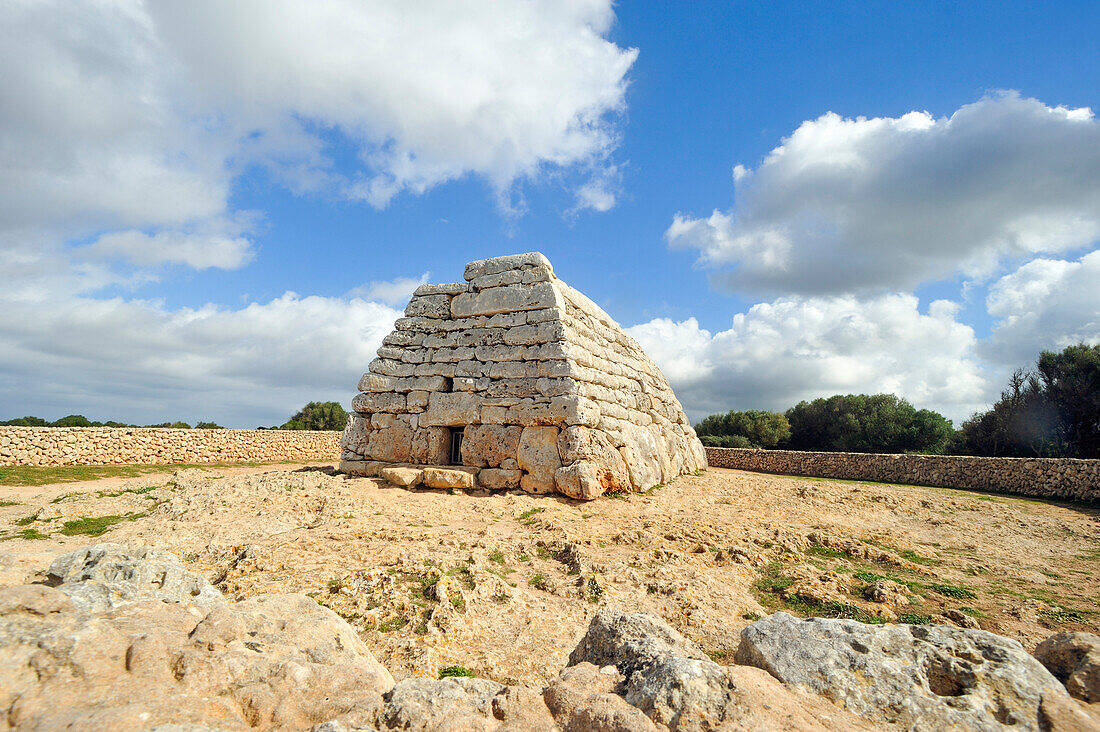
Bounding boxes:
[628,294,988,425]
[984,250,1100,366]
[667,93,1100,296]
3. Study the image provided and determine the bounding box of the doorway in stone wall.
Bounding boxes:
[449,428,464,465]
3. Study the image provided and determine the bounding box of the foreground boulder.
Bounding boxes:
[1,546,393,731]
[736,612,1083,731]
[568,608,876,731]
[1033,631,1100,703]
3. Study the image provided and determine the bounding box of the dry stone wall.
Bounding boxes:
[340,252,706,499]
[0,427,339,467]
[705,447,1100,503]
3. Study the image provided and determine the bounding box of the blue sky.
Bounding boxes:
[2,1,1098,427]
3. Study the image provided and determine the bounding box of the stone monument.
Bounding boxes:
[339,252,706,499]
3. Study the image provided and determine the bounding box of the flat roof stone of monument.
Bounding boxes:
[463,252,554,281]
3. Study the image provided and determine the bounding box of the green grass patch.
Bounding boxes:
[897,549,937,566]
[753,561,794,594]
[898,613,933,625]
[1,527,49,541]
[13,514,37,526]
[449,594,466,611]
[1039,607,1090,624]
[0,460,296,487]
[806,545,850,559]
[488,550,507,565]
[517,507,545,522]
[528,574,548,590]
[58,512,148,537]
[0,499,19,507]
[439,665,475,679]
[378,616,408,633]
[929,583,978,600]
[958,606,985,618]
[853,570,924,592]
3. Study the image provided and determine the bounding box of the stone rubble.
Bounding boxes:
[340,253,706,499]
[3,545,1097,731]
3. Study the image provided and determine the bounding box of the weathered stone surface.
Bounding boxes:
[518,426,561,494]
[414,282,468,296]
[736,611,1073,731]
[559,427,630,488]
[422,467,475,490]
[404,293,451,318]
[544,663,658,731]
[1034,631,1100,703]
[463,252,554,280]
[567,609,875,731]
[477,468,523,490]
[352,392,406,414]
[46,544,224,612]
[423,392,482,427]
[461,424,522,467]
[452,282,564,318]
[381,467,423,487]
[367,424,413,463]
[2,547,393,731]
[409,426,451,465]
[555,461,613,500]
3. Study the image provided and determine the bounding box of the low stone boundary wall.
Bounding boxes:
[705,447,1099,503]
[0,426,340,467]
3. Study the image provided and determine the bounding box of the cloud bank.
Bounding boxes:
[667,93,1100,296]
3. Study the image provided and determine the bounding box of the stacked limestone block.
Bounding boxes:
[339,252,706,500]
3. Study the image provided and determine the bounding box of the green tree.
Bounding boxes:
[0,416,49,426]
[960,343,1100,457]
[281,401,348,431]
[50,415,93,427]
[785,394,954,454]
[194,421,225,429]
[694,410,791,448]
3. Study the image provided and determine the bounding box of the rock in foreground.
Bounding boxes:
[736,611,1085,731]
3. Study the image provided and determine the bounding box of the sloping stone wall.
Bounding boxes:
[0,427,340,467]
[705,447,1099,503]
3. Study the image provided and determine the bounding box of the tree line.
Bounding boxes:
[694,343,1100,458]
[1,401,351,432]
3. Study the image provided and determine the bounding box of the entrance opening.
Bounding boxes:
[450,428,464,465]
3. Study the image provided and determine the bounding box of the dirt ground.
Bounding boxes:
[2,463,1098,686]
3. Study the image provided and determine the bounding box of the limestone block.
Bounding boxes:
[414,282,468,296]
[371,413,396,429]
[432,346,475,363]
[352,392,407,414]
[415,362,456,378]
[552,396,601,427]
[451,283,564,319]
[454,377,490,392]
[463,252,554,281]
[424,392,482,427]
[455,360,487,377]
[362,374,397,392]
[503,321,565,346]
[340,414,371,453]
[618,424,663,492]
[536,377,579,398]
[477,468,522,490]
[407,390,429,411]
[382,467,423,487]
[485,378,540,398]
[422,467,475,490]
[518,426,560,494]
[500,458,519,470]
[488,361,538,379]
[338,460,386,477]
[383,330,424,347]
[470,266,551,290]
[410,427,451,465]
[369,358,415,378]
[526,307,562,324]
[554,461,612,500]
[557,427,630,490]
[485,312,529,328]
[461,425,522,467]
[367,425,413,463]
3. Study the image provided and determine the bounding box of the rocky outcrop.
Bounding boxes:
[735,611,1086,731]
[1034,631,1100,703]
[340,253,706,499]
[1,544,393,731]
[4,545,1097,731]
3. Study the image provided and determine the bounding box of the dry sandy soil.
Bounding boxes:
[1,463,1098,686]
